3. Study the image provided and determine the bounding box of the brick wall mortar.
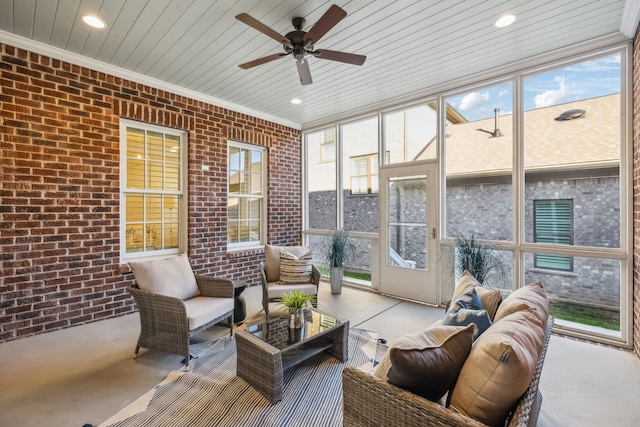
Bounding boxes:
[0,43,302,342]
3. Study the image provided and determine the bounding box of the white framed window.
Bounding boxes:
[533,199,574,271]
[228,141,267,248]
[119,119,187,261]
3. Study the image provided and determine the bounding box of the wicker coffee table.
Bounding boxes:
[236,308,349,404]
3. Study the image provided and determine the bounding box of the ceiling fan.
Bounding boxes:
[236,4,366,85]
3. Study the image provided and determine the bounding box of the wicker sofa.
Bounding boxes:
[343,276,553,427]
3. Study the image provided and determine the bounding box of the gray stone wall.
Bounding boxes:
[445,174,620,309]
[309,174,621,309]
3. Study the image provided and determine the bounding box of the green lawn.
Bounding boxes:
[317,266,371,281]
[549,300,619,331]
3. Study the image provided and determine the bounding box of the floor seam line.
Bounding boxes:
[353,300,404,329]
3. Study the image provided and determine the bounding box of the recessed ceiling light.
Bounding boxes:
[495,14,516,28]
[291,98,302,104]
[82,15,106,29]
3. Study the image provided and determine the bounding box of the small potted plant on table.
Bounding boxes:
[277,290,315,329]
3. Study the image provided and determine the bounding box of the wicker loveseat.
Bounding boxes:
[343,275,553,427]
[127,254,234,371]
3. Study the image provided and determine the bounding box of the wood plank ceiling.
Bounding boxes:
[0,0,631,129]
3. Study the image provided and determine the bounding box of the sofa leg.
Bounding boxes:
[133,344,140,359]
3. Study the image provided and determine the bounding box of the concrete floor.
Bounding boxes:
[1,281,640,427]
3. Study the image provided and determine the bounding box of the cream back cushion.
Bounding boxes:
[129,253,200,300]
[493,281,549,329]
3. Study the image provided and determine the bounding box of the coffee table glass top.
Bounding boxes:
[244,308,345,351]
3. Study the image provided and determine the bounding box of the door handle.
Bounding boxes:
[429,227,436,239]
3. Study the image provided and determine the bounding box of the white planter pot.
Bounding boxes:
[330,266,344,294]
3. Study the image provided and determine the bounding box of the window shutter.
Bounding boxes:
[534,200,573,270]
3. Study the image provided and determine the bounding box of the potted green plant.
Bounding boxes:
[324,228,356,294]
[277,290,315,329]
[454,233,506,285]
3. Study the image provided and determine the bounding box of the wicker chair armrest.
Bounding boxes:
[343,366,487,427]
[311,264,321,286]
[195,275,234,298]
[127,285,188,331]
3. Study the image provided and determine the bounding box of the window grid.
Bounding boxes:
[122,123,184,259]
[228,142,266,246]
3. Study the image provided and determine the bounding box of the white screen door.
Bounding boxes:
[379,161,438,304]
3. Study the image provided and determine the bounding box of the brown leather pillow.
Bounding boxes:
[373,324,474,402]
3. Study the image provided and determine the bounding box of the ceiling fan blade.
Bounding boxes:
[239,53,288,69]
[311,49,366,66]
[296,59,313,85]
[303,4,347,46]
[236,13,293,48]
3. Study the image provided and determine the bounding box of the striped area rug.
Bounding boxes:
[100,328,379,427]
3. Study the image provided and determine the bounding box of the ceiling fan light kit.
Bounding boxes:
[236,4,366,85]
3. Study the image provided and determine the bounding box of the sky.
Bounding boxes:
[446,53,621,122]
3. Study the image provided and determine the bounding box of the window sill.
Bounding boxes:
[227,246,264,259]
[528,268,577,278]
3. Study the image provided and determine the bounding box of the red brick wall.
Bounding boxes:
[634,27,640,357]
[0,43,302,342]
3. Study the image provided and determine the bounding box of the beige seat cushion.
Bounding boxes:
[183,296,234,331]
[266,282,317,300]
[493,281,549,329]
[264,244,310,282]
[451,271,502,320]
[373,324,474,402]
[449,309,545,427]
[129,253,200,300]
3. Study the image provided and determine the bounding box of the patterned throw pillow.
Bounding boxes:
[450,271,503,320]
[279,248,313,284]
[443,308,492,341]
[444,288,492,340]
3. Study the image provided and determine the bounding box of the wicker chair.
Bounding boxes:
[260,244,320,319]
[342,316,554,427]
[127,255,234,371]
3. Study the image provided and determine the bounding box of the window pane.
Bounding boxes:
[445,82,513,241]
[122,123,184,257]
[165,163,180,191]
[127,128,145,158]
[163,223,179,249]
[384,103,438,163]
[307,128,337,229]
[127,159,145,189]
[524,252,620,335]
[165,135,180,163]
[147,131,163,160]
[523,54,620,249]
[342,116,379,232]
[227,143,265,245]
[147,161,163,190]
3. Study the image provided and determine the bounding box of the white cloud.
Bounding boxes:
[458,91,490,111]
[499,89,510,97]
[534,75,576,108]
